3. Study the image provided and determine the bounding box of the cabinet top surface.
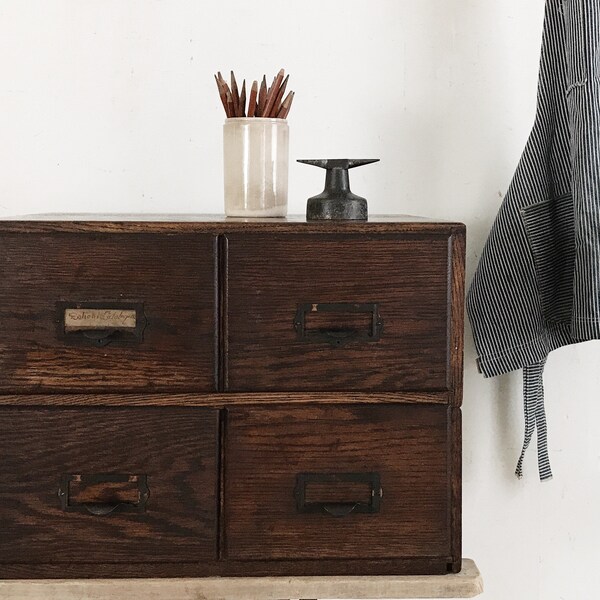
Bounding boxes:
[0,214,465,234]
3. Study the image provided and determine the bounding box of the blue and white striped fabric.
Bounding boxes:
[467,0,600,481]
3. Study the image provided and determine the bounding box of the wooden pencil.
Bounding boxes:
[217,72,230,95]
[214,74,230,117]
[230,70,240,117]
[226,90,234,118]
[263,69,284,117]
[217,72,234,115]
[269,73,289,117]
[282,91,295,118]
[283,91,295,118]
[215,69,294,119]
[257,75,268,117]
[247,80,258,117]
[276,91,294,118]
[239,79,246,117]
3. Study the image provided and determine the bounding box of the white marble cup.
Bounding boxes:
[223,117,289,217]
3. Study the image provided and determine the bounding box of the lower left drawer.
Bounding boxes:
[0,406,219,564]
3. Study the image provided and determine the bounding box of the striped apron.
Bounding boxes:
[467,0,600,481]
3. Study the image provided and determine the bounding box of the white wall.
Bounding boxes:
[2,1,599,599]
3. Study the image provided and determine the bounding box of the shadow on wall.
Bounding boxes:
[463,317,524,484]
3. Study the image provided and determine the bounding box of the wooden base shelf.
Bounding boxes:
[0,559,483,600]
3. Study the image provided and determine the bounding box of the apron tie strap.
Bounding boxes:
[515,359,553,481]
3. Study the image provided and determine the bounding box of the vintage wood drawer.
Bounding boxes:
[224,232,460,392]
[224,404,459,568]
[0,406,219,564]
[0,217,465,579]
[0,232,217,392]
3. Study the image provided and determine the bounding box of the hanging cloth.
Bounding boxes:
[467,0,600,480]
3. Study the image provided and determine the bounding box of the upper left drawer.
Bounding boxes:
[0,232,218,392]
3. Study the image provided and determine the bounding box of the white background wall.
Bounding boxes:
[2,1,600,598]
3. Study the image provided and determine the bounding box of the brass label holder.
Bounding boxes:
[56,301,146,347]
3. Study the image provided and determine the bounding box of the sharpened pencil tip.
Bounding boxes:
[216,68,294,119]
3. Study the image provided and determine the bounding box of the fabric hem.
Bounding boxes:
[476,322,576,377]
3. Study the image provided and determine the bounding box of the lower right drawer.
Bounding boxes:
[224,404,457,564]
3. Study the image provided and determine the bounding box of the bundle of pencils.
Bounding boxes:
[214,68,295,119]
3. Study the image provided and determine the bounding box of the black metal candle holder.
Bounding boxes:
[298,158,379,221]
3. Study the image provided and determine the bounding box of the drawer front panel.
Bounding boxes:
[225,233,451,391]
[224,405,451,560]
[0,407,218,564]
[0,233,217,391]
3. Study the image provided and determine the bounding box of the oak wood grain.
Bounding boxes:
[448,229,466,406]
[0,232,217,392]
[0,217,465,579]
[0,391,450,406]
[225,233,453,392]
[224,404,452,561]
[450,406,462,573]
[0,407,219,564]
[0,557,453,578]
[0,215,465,236]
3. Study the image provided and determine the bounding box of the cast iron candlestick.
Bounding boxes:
[298,158,379,221]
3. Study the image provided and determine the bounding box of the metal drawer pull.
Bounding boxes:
[293,303,383,347]
[58,473,149,516]
[56,301,146,347]
[322,503,361,517]
[294,472,382,517]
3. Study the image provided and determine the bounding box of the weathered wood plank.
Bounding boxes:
[0,559,483,599]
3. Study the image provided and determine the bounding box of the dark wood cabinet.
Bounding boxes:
[0,216,465,579]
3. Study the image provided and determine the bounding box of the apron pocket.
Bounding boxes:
[520,195,575,323]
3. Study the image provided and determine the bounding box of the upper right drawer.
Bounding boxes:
[224,230,464,392]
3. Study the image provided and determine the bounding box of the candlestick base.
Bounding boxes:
[298,158,379,221]
[306,195,368,221]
